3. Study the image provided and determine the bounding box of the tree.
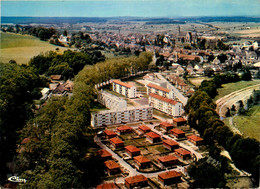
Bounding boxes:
[208,54,215,63]
[225,107,231,117]
[241,68,252,81]
[199,39,207,50]
[63,30,68,36]
[217,53,227,63]
[188,158,226,188]
[204,67,214,77]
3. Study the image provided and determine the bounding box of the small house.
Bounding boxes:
[117,125,132,134]
[174,148,191,160]
[96,183,118,189]
[146,132,161,144]
[104,130,117,139]
[125,145,141,157]
[134,155,151,169]
[172,117,187,126]
[158,170,182,186]
[171,128,186,139]
[160,122,174,132]
[163,139,179,151]
[104,160,120,175]
[187,135,203,146]
[97,149,112,160]
[158,155,179,168]
[125,175,148,189]
[110,137,124,149]
[138,125,151,134]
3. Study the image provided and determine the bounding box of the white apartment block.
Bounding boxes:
[149,93,182,117]
[98,90,127,110]
[112,80,136,98]
[146,83,174,99]
[91,105,153,127]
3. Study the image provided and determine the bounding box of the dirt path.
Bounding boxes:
[216,83,260,117]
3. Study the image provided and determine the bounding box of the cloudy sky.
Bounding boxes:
[1,0,260,17]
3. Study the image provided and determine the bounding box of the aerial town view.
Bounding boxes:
[0,0,260,188]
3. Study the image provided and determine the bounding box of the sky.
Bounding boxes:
[1,0,260,17]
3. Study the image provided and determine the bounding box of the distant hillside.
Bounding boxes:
[1,16,260,25]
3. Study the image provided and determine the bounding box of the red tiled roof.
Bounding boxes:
[178,54,200,61]
[147,83,170,93]
[158,155,178,162]
[175,148,191,155]
[158,170,182,180]
[125,175,148,185]
[163,139,179,146]
[125,145,140,153]
[98,149,112,158]
[171,128,185,135]
[149,93,178,105]
[104,160,120,170]
[160,122,173,128]
[173,117,187,123]
[134,155,151,163]
[110,137,124,145]
[112,80,133,88]
[50,75,62,80]
[96,183,118,189]
[138,125,151,132]
[187,135,203,142]
[21,138,30,145]
[104,130,117,136]
[117,125,132,131]
[146,132,161,139]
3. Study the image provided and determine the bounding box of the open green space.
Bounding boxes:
[188,77,210,87]
[0,32,69,64]
[224,105,260,141]
[215,80,260,101]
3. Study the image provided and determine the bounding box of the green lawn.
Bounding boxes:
[0,32,69,64]
[215,80,260,101]
[224,105,260,141]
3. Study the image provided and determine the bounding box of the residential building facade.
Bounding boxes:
[112,80,136,98]
[149,93,182,116]
[98,90,127,110]
[91,105,153,127]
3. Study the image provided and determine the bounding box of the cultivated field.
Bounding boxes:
[224,105,260,141]
[0,32,69,65]
[215,80,260,101]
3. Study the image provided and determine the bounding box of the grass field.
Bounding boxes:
[224,105,260,141]
[0,32,69,65]
[215,80,260,101]
[188,77,210,87]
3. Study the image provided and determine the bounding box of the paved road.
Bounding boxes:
[216,83,260,117]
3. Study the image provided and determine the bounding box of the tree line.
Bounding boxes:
[29,50,95,80]
[186,83,259,187]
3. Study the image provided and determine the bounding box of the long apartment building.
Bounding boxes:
[146,83,174,99]
[112,80,136,98]
[98,90,127,110]
[149,93,182,117]
[91,105,153,127]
